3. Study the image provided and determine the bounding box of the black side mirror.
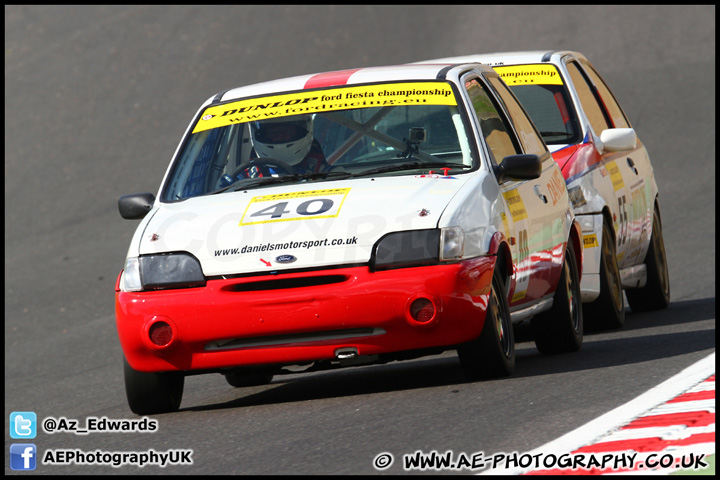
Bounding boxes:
[118,193,156,219]
[494,154,542,182]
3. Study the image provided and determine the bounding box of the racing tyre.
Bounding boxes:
[584,220,625,330]
[123,356,184,415]
[457,267,515,380]
[532,240,583,354]
[626,205,670,312]
[224,370,274,388]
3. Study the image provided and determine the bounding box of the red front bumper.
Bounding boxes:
[115,257,496,373]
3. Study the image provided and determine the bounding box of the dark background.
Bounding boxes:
[5,5,714,475]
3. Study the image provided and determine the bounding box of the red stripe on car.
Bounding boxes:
[304,69,362,89]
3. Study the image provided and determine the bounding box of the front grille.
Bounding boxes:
[223,274,349,292]
[205,328,385,351]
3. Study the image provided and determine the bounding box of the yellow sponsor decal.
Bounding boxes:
[240,188,351,225]
[194,82,456,134]
[251,188,351,202]
[512,290,527,303]
[606,160,625,191]
[494,64,563,86]
[502,190,528,221]
[583,234,599,248]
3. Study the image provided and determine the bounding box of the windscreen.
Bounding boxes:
[493,64,581,146]
[162,82,474,201]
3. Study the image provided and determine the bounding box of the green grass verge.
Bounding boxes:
[672,454,714,476]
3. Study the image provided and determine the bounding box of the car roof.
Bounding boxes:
[415,50,588,67]
[210,62,495,105]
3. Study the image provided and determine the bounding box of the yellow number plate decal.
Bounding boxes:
[239,188,351,226]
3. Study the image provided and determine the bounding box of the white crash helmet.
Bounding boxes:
[250,115,314,166]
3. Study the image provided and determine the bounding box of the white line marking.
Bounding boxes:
[688,381,715,392]
[647,399,715,415]
[480,352,715,475]
[597,424,714,442]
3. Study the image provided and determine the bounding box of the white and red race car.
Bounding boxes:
[419,51,670,330]
[116,62,583,414]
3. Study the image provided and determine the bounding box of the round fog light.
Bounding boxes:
[410,298,435,323]
[149,321,173,346]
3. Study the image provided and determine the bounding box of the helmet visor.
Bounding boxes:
[252,121,308,144]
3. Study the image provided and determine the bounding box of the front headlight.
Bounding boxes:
[122,252,206,292]
[371,227,464,271]
[440,226,465,261]
[122,257,143,292]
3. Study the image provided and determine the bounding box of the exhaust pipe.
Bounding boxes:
[335,347,358,360]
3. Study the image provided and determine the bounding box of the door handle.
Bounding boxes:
[534,185,548,204]
[627,157,639,175]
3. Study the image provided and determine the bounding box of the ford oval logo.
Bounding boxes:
[275,255,297,264]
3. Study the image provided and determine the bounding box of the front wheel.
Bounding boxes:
[584,219,625,330]
[457,267,515,380]
[123,356,184,415]
[626,205,670,312]
[532,240,583,354]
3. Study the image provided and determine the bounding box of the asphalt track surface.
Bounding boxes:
[5,5,715,475]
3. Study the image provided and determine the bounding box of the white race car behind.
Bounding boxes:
[419,51,670,330]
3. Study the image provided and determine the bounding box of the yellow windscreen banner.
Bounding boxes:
[493,65,563,86]
[192,82,457,134]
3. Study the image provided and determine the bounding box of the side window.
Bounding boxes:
[465,77,519,165]
[566,61,611,135]
[487,76,548,158]
[580,61,630,128]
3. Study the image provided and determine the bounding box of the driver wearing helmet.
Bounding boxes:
[245,115,328,177]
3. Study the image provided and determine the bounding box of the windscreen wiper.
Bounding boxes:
[212,170,353,194]
[353,162,471,178]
